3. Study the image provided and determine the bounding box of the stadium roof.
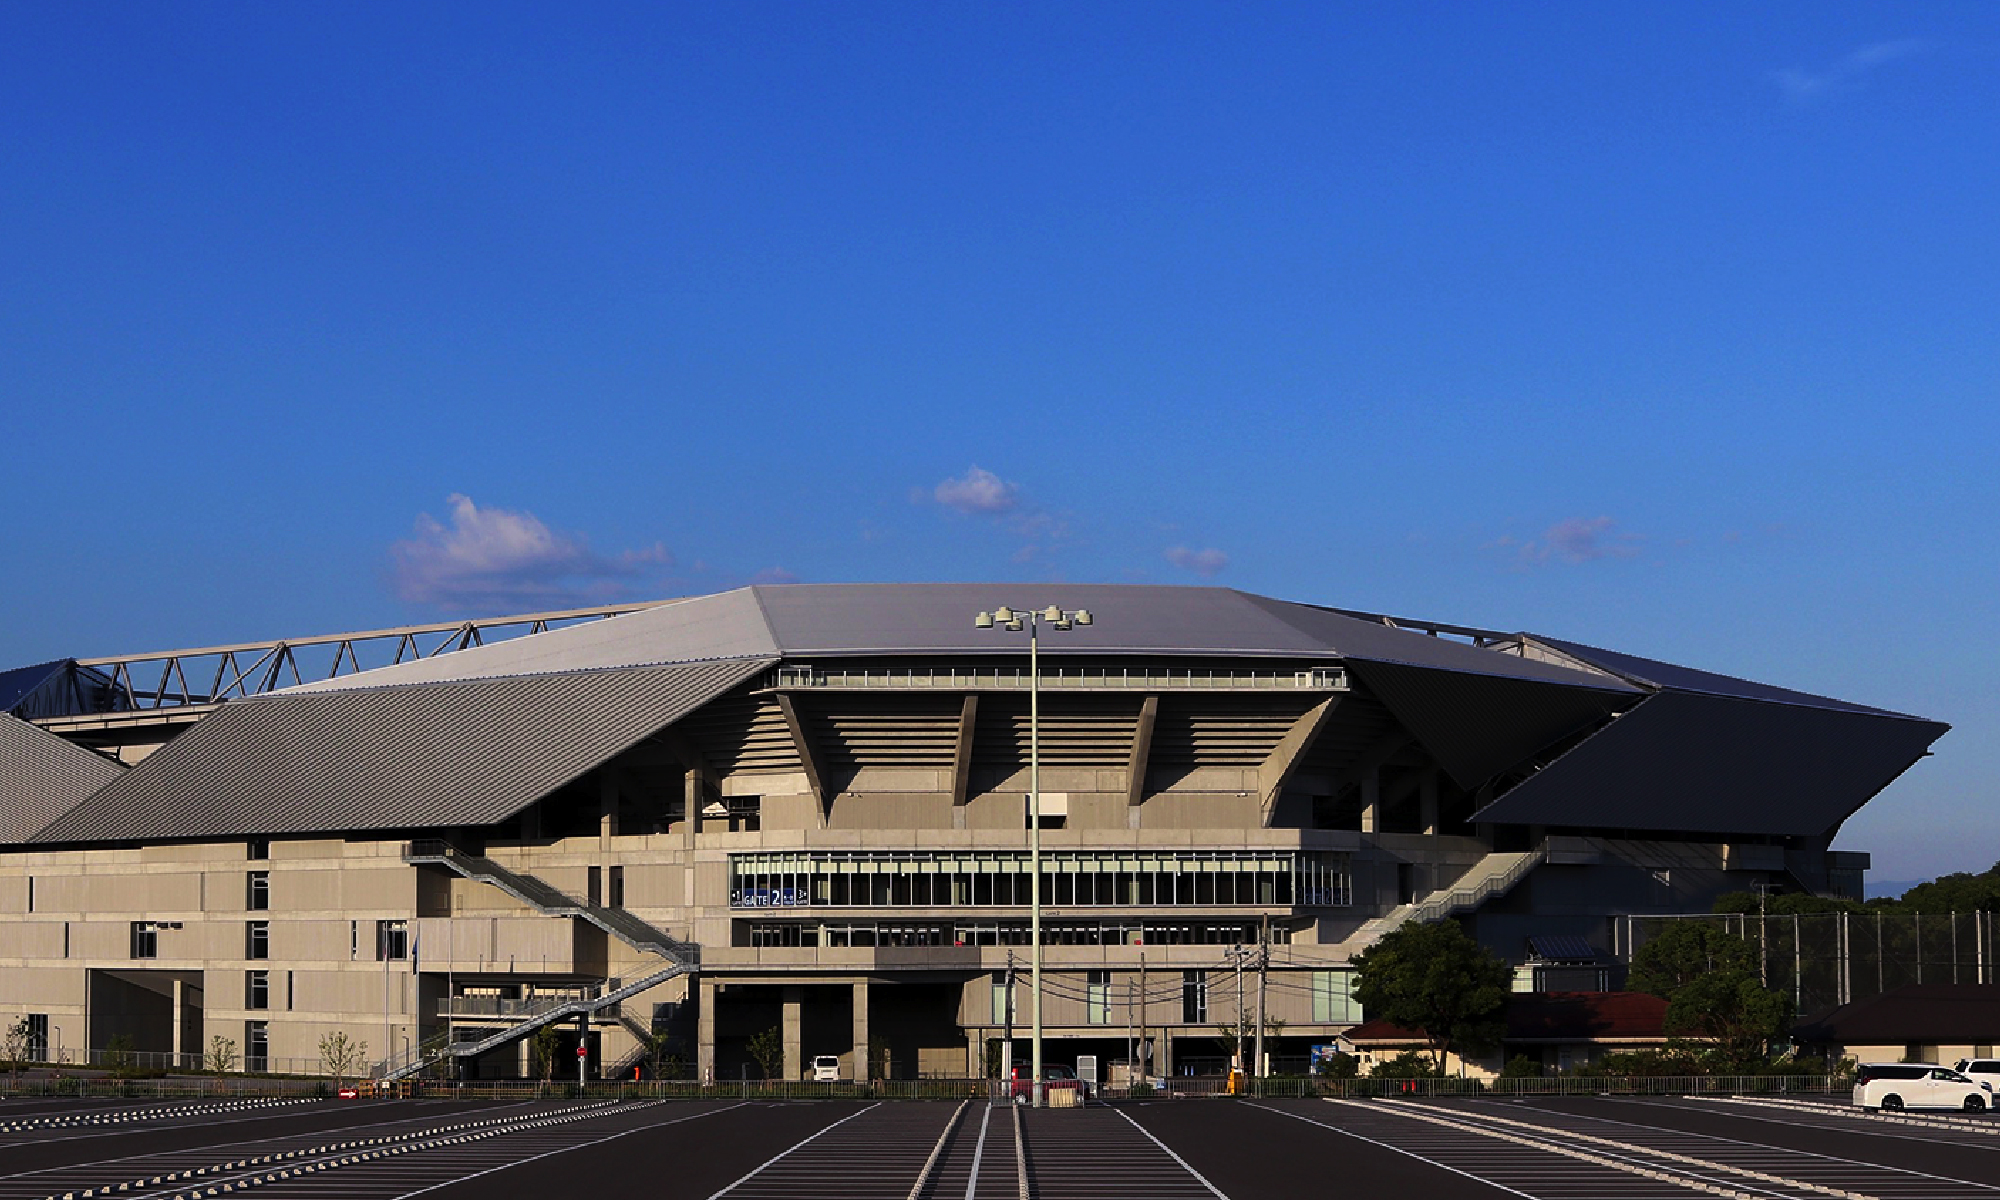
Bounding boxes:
[37,657,770,843]
[276,584,1638,694]
[12,584,1947,844]
[0,712,124,844]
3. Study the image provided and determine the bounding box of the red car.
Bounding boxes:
[1008,1063,1082,1099]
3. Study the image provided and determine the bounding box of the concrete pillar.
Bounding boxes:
[683,769,702,849]
[1359,770,1380,834]
[697,977,718,1084]
[782,986,803,1081]
[599,773,618,842]
[171,979,186,1068]
[851,980,869,1082]
[1420,767,1439,836]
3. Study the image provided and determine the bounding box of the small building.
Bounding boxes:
[1794,984,2000,1067]
[1344,990,1668,1078]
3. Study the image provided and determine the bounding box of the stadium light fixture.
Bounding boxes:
[976,601,1093,1107]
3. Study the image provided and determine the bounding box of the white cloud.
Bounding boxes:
[1773,39,1929,104]
[1164,545,1230,577]
[932,466,1020,515]
[389,494,670,609]
[1517,516,1641,566]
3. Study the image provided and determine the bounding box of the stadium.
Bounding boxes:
[0,583,1948,1084]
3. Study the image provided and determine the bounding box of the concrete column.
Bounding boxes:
[851,980,869,1082]
[1359,770,1380,834]
[682,769,702,849]
[1420,767,1439,836]
[782,986,803,1081]
[171,979,186,1068]
[599,773,618,842]
[697,977,718,1084]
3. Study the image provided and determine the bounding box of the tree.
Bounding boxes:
[1314,1049,1359,1080]
[318,1031,367,1092]
[1626,921,1758,998]
[1629,923,1791,1069]
[2,1018,30,1083]
[746,1025,784,1081]
[530,1025,561,1084]
[206,1035,239,1074]
[1352,920,1511,1076]
[1663,970,1793,1068]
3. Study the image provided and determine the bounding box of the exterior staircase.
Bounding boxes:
[1333,845,1547,957]
[378,841,698,1081]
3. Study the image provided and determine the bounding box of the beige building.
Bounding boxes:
[0,584,1947,1081]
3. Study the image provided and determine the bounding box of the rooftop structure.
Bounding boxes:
[0,584,1948,1083]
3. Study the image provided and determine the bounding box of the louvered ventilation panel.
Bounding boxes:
[678,691,800,773]
[972,695,1142,768]
[1148,696,1316,767]
[810,695,962,769]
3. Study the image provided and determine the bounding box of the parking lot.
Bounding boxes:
[10,1090,2000,1197]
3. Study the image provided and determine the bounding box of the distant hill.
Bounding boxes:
[1867,879,1924,901]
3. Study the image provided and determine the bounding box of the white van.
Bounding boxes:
[1853,1063,1988,1112]
[1955,1058,2000,1091]
[811,1055,842,1082]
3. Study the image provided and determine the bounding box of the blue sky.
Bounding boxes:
[2,4,1993,881]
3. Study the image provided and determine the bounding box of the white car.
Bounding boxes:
[1854,1063,1989,1112]
[811,1055,842,1082]
[1955,1058,2000,1091]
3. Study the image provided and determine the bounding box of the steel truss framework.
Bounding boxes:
[57,601,667,714]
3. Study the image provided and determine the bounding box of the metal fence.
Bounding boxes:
[0,1072,1848,1104]
[1627,911,1997,1015]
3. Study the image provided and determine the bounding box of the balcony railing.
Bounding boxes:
[760,665,1348,692]
[440,995,618,1020]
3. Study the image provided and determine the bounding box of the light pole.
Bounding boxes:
[976,603,1093,1107]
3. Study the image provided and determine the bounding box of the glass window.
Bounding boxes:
[991,973,1013,1025]
[1313,970,1360,1023]
[246,871,270,911]
[1181,971,1207,1023]
[131,921,159,959]
[246,920,270,960]
[246,969,269,1011]
[25,1014,48,1062]
[377,920,408,961]
[247,838,270,860]
[1087,971,1112,1025]
[245,1021,268,1072]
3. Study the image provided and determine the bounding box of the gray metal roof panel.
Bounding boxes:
[1242,598,1640,690]
[1471,690,1949,837]
[36,657,772,843]
[278,593,778,694]
[755,583,1329,657]
[0,712,125,844]
[1527,636,1914,719]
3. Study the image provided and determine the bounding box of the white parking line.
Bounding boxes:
[1109,1108,1231,1200]
[703,1103,882,1200]
[388,1102,749,1200]
[1247,1103,1540,1198]
[963,1103,992,1200]
[1463,1098,2000,1195]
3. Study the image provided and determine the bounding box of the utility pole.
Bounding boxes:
[1253,916,1269,1084]
[1138,952,1149,1084]
[1226,944,1251,1082]
[1002,952,1016,1095]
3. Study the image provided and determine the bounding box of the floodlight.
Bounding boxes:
[976,612,994,629]
[994,606,1016,623]
[1073,610,1093,626]
[1043,605,1062,622]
